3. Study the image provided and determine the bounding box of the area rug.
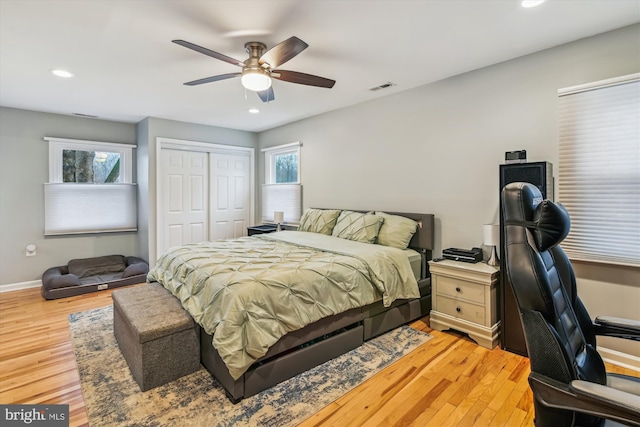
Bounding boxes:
[69,306,431,427]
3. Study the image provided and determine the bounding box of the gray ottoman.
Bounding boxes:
[113,283,200,391]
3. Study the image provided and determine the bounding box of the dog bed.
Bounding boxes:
[41,255,148,300]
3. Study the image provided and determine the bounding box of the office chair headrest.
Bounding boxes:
[502,182,570,252]
[532,200,570,252]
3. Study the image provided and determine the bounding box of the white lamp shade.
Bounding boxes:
[483,224,500,246]
[274,211,284,224]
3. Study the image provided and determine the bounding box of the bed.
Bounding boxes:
[148,209,435,402]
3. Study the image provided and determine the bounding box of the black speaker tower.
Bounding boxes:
[499,161,553,356]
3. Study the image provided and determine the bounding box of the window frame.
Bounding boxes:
[261,142,302,224]
[44,137,137,235]
[45,137,133,183]
[263,141,301,185]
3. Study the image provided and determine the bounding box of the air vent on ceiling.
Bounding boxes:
[368,82,396,92]
[72,113,99,118]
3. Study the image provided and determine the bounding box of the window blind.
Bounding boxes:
[44,183,138,235]
[558,74,639,266]
[261,184,302,224]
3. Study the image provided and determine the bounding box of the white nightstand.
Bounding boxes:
[428,259,500,349]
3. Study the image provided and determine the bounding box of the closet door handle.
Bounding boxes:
[455,287,461,292]
[456,307,461,313]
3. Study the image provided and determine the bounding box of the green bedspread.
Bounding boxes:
[147,231,419,380]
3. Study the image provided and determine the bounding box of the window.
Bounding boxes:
[262,142,302,224]
[557,73,639,267]
[265,142,300,184]
[44,137,137,235]
[48,138,132,183]
[62,149,121,183]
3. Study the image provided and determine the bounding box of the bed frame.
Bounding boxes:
[200,211,435,403]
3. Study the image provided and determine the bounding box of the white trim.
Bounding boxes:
[158,137,255,155]
[45,136,134,183]
[558,72,640,96]
[261,141,301,153]
[264,142,301,184]
[0,280,42,293]
[598,346,640,372]
[44,136,136,146]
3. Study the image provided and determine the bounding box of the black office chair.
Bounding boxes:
[501,182,640,427]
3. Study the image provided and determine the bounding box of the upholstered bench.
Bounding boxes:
[112,283,200,391]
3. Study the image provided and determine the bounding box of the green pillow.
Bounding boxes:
[375,212,418,249]
[298,208,342,235]
[332,211,384,244]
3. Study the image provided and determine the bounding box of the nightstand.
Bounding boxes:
[428,259,500,349]
[247,224,278,236]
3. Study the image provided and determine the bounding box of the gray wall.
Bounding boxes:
[0,107,138,287]
[259,25,640,357]
[136,117,258,264]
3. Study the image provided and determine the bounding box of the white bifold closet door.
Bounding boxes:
[210,152,251,241]
[159,148,252,256]
[160,149,209,252]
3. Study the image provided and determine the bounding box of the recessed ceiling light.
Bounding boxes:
[521,0,545,8]
[248,108,260,114]
[51,69,75,78]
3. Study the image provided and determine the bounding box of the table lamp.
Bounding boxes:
[483,224,500,266]
[274,211,284,232]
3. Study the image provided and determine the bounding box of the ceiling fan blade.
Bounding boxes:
[172,40,244,67]
[272,70,336,88]
[257,87,275,102]
[184,72,241,86]
[259,36,308,69]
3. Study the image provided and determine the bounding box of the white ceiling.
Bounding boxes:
[1,0,638,132]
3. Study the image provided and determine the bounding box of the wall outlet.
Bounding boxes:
[26,244,36,257]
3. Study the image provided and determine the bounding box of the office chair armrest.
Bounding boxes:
[570,380,640,414]
[529,372,640,427]
[594,316,640,341]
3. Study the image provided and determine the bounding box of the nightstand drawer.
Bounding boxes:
[435,275,485,304]
[435,295,486,325]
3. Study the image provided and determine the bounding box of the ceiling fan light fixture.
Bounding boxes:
[521,0,545,7]
[241,69,271,92]
[51,69,75,78]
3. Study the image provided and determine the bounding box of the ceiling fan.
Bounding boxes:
[172,36,336,102]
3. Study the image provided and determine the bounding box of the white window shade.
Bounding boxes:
[558,74,640,266]
[44,183,137,235]
[262,184,302,224]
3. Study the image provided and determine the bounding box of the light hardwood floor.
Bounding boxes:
[1,285,637,427]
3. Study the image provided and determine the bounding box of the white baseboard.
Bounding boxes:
[599,346,640,371]
[0,280,42,293]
